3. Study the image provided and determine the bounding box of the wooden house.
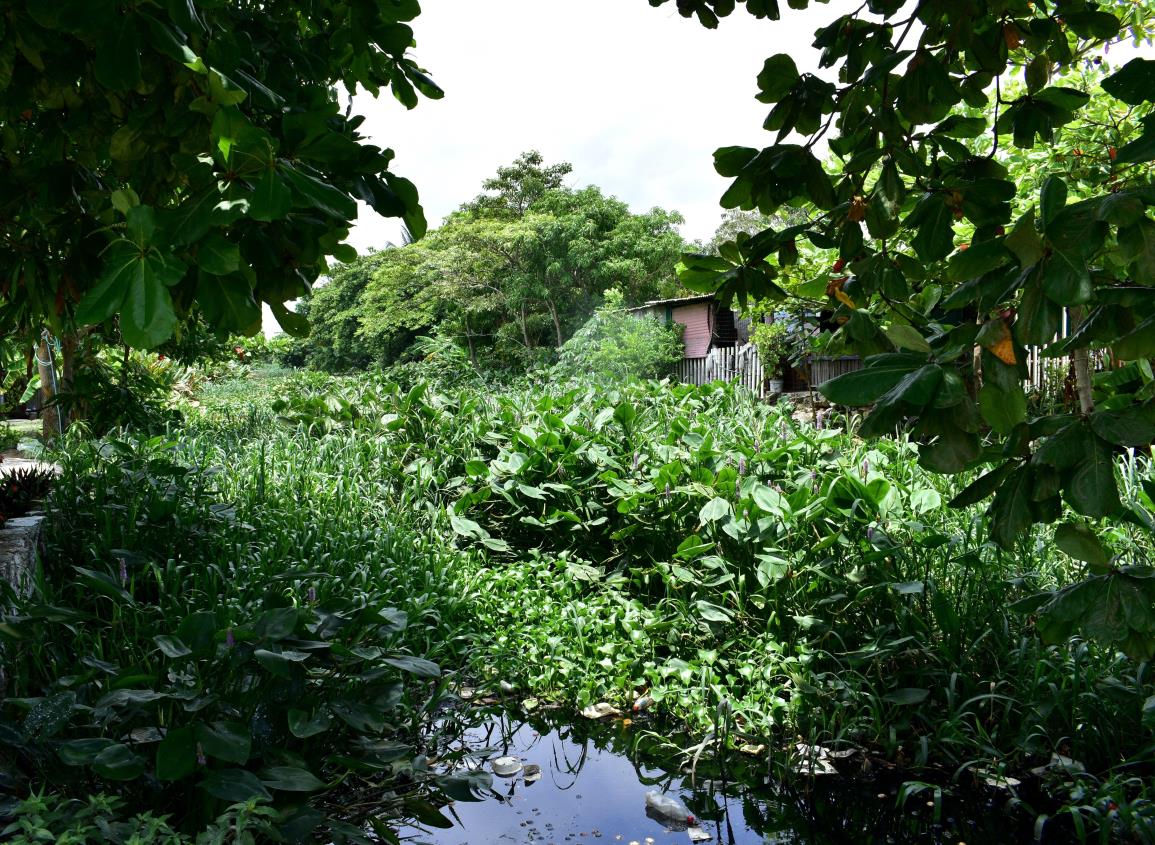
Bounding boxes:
[627,293,861,396]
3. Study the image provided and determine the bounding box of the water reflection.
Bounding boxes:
[404,706,1034,845]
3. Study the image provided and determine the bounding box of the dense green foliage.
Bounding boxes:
[654,0,1155,651]
[295,153,688,372]
[553,289,685,381]
[0,410,487,840]
[5,369,1153,840]
[0,0,436,347]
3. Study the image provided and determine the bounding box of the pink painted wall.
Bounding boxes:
[672,302,712,358]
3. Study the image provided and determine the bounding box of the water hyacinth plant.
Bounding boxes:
[0,368,1151,841]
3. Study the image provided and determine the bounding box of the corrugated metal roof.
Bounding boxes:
[625,294,715,313]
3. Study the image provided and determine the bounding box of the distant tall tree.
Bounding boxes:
[463,150,574,219]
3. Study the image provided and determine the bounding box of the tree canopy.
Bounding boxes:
[299,153,689,371]
[655,0,1155,655]
[0,0,439,348]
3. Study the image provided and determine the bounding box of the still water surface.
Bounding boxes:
[402,708,1030,845]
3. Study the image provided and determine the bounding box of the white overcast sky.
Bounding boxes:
[344,0,859,251]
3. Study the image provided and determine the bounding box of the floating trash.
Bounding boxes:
[523,763,542,783]
[688,827,712,842]
[500,680,516,695]
[581,702,621,719]
[491,755,523,777]
[973,767,1021,789]
[1030,753,1085,777]
[738,743,766,756]
[792,743,837,776]
[522,697,540,711]
[644,790,695,828]
[632,694,654,713]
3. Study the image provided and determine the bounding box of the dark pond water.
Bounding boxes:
[401,707,1041,845]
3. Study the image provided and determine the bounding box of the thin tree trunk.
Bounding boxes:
[464,317,476,363]
[970,314,983,399]
[1070,306,1095,414]
[59,331,79,430]
[519,302,530,348]
[37,335,61,442]
[547,300,563,348]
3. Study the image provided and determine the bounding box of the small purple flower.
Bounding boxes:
[755,438,762,453]
[225,627,235,648]
[738,456,746,476]
[196,743,207,766]
[867,526,876,543]
[815,410,826,430]
[633,452,640,470]
[735,479,742,497]
[861,458,870,478]
[664,483,672,500]
[307,586,317,603]
[810,470,818,492]
[118,557,128,586]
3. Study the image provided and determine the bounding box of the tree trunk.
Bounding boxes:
[1070,306,1095,414]
[36,335,61,442]
[464,317,476,363]
[547,300,563,348]
[60,331,79,429]
[969,314,983,399]
[519,302,530,348]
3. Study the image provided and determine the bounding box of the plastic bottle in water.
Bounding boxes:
[644,790,695,826]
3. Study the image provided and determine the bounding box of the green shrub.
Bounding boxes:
[553,289,683,382]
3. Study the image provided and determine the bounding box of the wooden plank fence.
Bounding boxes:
[677,344,767,397]
[674,320,1104,405]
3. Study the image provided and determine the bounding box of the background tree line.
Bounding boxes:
[288,152,690,373]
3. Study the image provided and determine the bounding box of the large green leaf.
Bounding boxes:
[288,708,332,739]
[1102,58,1155,105]
[1113,315,1155,360]
[946,239,1011,282]
[92,744,146,781]
[1004,208,1043,268]
[978,383,1026,435]
[94,18,142,91]
[260,766,326,792]
[121,254,183,348]
[201,769,272,802]
[908,194,955,262]
[195,233,241,275]
[699,497,732,524]
[1117,218,1155,284]
[819,363,920,405]
[383,655,441,678]
[1065,439,1121,518]
[755,54,799,103]
[156,726,197,781]
[1054,523,1111,570]
[990,465,1033,548]
[1091,405,1155,448]
[74,243,136,325]
[197,273,261,335]
[248,171,293,222]
[196,721,251,765]
[1035,574,1155,660]
[281,164,357,219]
